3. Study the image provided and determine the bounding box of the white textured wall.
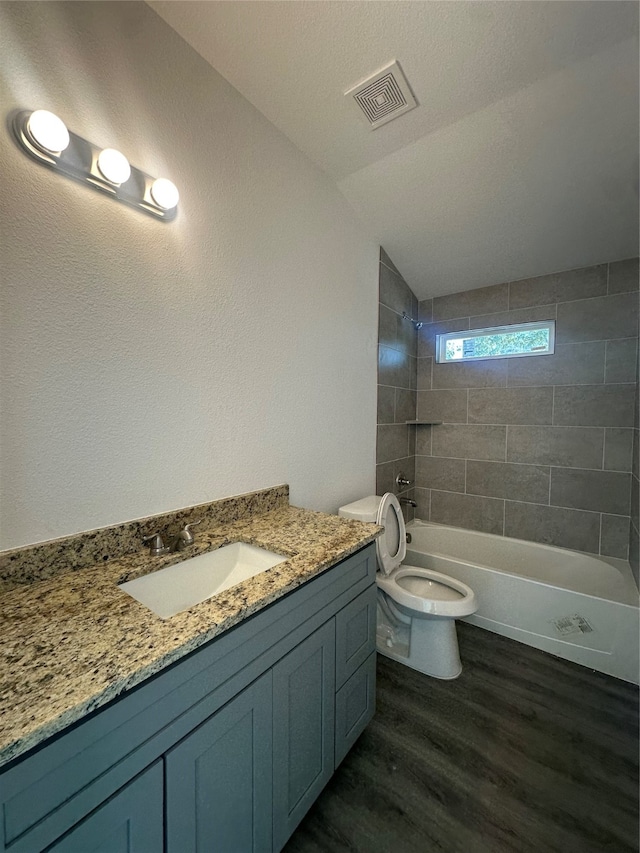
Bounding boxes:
[0,2,378,550]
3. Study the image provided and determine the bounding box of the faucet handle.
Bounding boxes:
[396,472,412,488]
[142,532,168,555]
[178,519,202,546]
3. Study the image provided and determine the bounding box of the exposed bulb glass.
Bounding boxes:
[27,110,70,154]
[97,148,131,185]
[150,178,179,210]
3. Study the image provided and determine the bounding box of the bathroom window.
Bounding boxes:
[435,320,555,363]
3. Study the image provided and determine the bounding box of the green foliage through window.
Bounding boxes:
[437,321,555,363]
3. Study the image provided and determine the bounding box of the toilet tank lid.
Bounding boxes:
[338,495,382,522]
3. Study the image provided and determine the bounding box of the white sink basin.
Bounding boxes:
[118,542,288,619]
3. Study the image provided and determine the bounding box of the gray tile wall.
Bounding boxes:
[377,248,418,520]
[630,342,639,584]
[415,258,639,559]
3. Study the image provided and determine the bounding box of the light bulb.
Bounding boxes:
[27,110,70,154]
[150,178,179,210]
[97,148,131,185]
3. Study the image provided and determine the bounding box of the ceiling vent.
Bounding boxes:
[345,60,418,130]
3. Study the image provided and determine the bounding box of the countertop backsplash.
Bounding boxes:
[0,485,289,592]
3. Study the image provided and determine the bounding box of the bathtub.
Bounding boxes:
[405,520,640,684]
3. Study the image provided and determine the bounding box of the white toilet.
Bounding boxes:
[338,493,477,680]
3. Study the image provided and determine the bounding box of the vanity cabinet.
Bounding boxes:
[166,673,273,853]
[273,621,336,851]
[335,652,376,767]
[0,543,376,853]
[47,764,164,853]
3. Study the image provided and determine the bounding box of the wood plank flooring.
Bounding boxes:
[285,623,639,853]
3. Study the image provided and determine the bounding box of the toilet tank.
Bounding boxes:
[338,496,382,523]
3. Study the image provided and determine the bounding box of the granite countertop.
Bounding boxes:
[0,505,379,768]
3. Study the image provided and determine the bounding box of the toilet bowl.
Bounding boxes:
[338,493,477,679]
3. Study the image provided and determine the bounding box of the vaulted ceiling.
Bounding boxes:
[149,1,639,298]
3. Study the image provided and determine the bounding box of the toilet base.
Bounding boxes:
[377,614,464,680]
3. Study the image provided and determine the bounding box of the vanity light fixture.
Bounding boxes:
[96,148,131,185]
[150,177,179,211]
[12,108,179,221]
[26,109,70,154]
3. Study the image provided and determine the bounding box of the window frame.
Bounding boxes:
[435,320,556,364]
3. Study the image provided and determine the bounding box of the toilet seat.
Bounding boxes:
[377,565,477,618]
[374,493,475,616]
[338,493,478,679]
[375,492,406,575]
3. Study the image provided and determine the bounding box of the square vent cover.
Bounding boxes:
[345,60,418,130]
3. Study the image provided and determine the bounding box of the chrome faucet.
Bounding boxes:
[400,498,417,508]
[142,532,169,556]
[168,520,202,552]
[142,519,203,556]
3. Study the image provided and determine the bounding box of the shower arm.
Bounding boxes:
[401,311,423,330]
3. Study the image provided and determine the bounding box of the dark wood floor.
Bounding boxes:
[286,623,639,853]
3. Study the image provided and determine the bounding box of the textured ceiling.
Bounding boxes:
[149,1,639,298]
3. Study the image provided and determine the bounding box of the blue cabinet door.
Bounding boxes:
[272,620,335,851]
[335,651,376,766]
[46,763,163,853]
[165,671,273,853]
[335,587,377,688]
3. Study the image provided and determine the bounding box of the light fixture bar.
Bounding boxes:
[12,109,179,222]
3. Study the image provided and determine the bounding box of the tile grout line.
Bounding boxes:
[436,289,635,325]
[598,512,603,555]
[433,380,635,393]
[414,419,633,432]
[428,490,605,518]
[431,270,639,327]
[421,451,630,473]
[556,291,635,310]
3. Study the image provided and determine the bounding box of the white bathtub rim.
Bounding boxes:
[406,519,639,608]
[407,548,639,610]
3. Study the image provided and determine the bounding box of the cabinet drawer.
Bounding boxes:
[334,652,376,767]
[335,586,376,688]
